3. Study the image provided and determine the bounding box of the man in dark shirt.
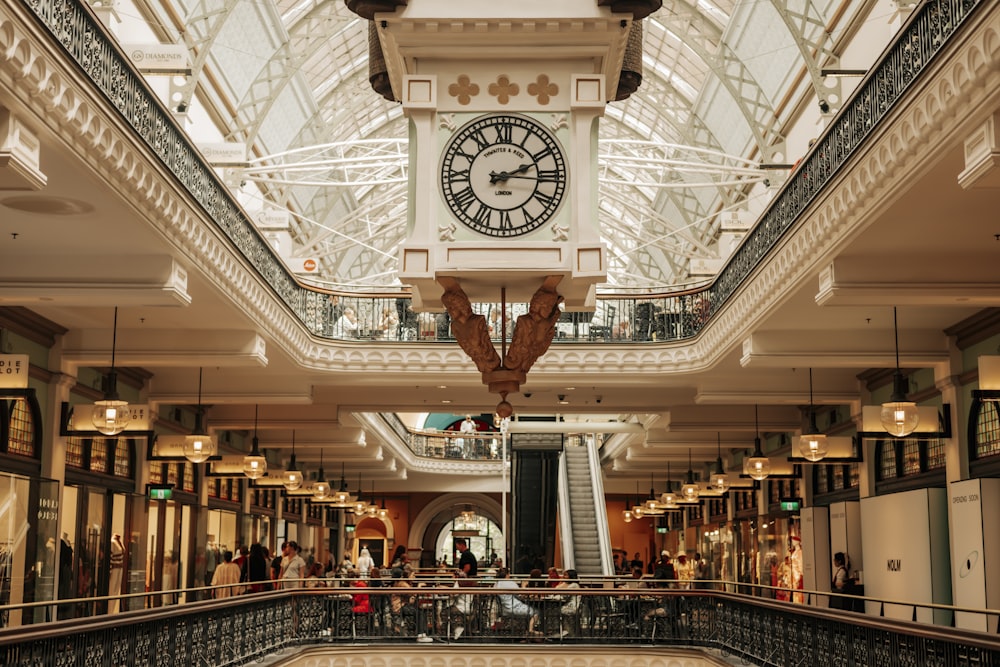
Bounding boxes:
[455,538,477,577]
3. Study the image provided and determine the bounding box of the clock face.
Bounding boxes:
[440,113,568,238]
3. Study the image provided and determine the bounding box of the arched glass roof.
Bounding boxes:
[138,0,866,289]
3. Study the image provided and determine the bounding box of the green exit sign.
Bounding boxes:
[149,487,173,500]
[780,499,801,511]
[656,526,668,534]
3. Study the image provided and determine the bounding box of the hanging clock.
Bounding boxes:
[440,113,568,238]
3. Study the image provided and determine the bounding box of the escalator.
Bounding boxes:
[558,439,612,576]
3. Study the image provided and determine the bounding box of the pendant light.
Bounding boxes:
[366,480,378,516]
[709,432,730,493]
[283,430,303,491]
[243,405,267,479]
[659,462,678,508]
[378,496,389,520]
[352,474,367,514]
[311,451,331,501]
[91,307,131,435]
[622,496,633,523]
[680,448,700,501]
[329,463,354,504]
[644,474,660,512]
[183,368,217,463]
[799,368,830,461]
[746,404,770,481]
[880,307,920,437]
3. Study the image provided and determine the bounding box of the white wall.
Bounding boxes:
[949,478,1000,631]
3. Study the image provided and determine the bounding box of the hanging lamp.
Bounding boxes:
[622,496,633,523]
[378,496,389,520]
[659,461,678,508]
[91,307,131,435]
[283,430,303,491]
[746,404,770,481]
[312,451,331,501]
[680,448,700,501]
[799,368,830,461]
[329,462,354,504]
[183,368,217,463]
[709,432,730,493]
[353,474,367,514]
[366,480,379,516]
[243,405,268,479]
[644,473,660,512]
[880,307,920,437]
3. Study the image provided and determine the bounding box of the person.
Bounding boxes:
[281,541,307,588]
[448,570,474,640]
[619,566,646,629]
[652,550,675,587]
[693,552,708,589]
[333,307,359,338]
[455,537,477,577]
[557,569,581,636]
[830,552,851,610]
[493,567,536,620]
[459,415,476,458]
[271,543,286,584]
[675,553,693,589]
[305,562,326,587]
[378,306,398,340]
[243,543,271,593]
[630,552,644,573]
[356,547,374,578]
[546,566,562,588]
[211,550,242,598]
[338,552,355,577]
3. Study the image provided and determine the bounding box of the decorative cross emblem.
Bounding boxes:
[488,76,520,104]
[528,75,559,105]
[448,75,480,105]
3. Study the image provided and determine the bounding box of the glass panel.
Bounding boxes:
[975,401,1000,458]
[0,473,59,627]
[7,399,35,457]
[879,442,897,480]
[112,438,131,478]
[902,440,921,475]
[847,463,859,488]
[90,438,109,473]
[66,435,85,469]
[925,438,946,470]
[815,467,829,494]
[149,461,163,485]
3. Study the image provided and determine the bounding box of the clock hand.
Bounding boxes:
[489,163,535,184]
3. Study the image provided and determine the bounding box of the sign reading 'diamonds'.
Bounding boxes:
[198,143,247,166]
[123,44,191,74]
[0,355,29,388]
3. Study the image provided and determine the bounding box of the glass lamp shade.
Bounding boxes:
[799,432,829,461]
[880,401,920,437]
[632,505,645,519]
[622,510,633,523]
[92,399,131,436]
[283,468,303,492]
[659,491,678,508]
[378,505,389,519]
[353,499,368,514]
[243,453,267,479]
[366,502,378,516]
[746,454,770,481]
[645,496,659,511]
[312,479,331,501]
[183,434,216,464]
[680,479,700,501]
[709,471,730,493]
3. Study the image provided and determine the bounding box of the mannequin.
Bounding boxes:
[108,533,125,614]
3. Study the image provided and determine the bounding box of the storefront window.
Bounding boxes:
[7,400,35,457]
[0,473,58,627]
[759,516,803,603]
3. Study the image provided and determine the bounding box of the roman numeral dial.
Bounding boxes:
[440,113,568,238]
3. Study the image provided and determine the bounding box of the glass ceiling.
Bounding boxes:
[137,0,865,290]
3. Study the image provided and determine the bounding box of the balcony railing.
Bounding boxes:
[18,0,987,345]
[2,582,998,666]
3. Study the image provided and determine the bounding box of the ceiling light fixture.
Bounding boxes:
[645,473,660,512]
[183,368,217,464]
[746,404,770,481]
[91,307,130,436]
[328,462,354,504]
[881,307,920,437]
[353,474,367,514]
[799,368,830,461]
[283,430,303,491]
[311,450,331,501]
[242,404,267,479]
[709,432,730,493]
[659,461,678,508]
[681,448,700,501]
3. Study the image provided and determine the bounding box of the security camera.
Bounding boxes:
[523,393,532,398]
[818,99,830,113]
[595,396,603,404]
[557,394,566,401]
